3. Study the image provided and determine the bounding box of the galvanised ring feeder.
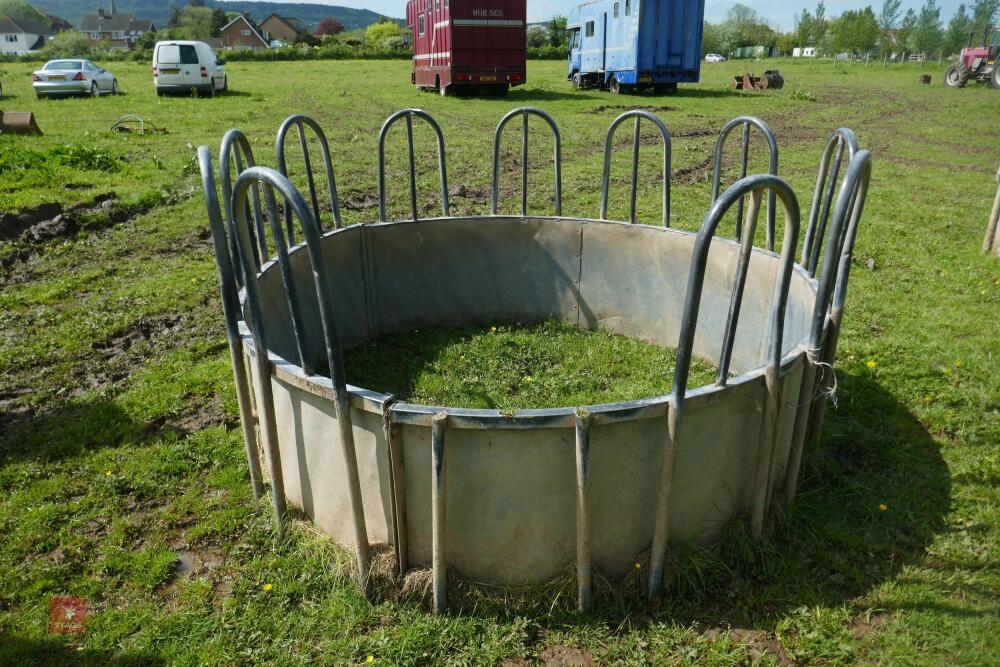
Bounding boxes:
[197,108,872,613]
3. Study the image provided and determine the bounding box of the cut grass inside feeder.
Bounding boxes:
[344,319,719,411]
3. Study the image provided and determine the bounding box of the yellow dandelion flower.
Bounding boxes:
[923,395,932,403]
[954,359,963,368]
[263,583,272,591]
[105,469,112,477]
[878,503,887,512]
[523,375,533,383]
[490,326,497,332]
[942,367,952,376]
[366,656,375,664]
[866,360,877,369]
[634,562,642,570]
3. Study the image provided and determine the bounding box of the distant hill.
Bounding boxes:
[29,0,400,31]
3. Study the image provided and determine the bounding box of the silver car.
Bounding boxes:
[32,59,119,98]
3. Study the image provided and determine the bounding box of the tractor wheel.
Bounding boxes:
[944,64,967,87]
[992,65,1000,89]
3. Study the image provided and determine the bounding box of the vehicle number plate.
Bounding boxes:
[48,75,65,80]
[160,68,180,74]
[480,75,497,81]
[639,75,652,82]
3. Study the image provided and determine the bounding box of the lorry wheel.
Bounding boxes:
[609,75,621,94]
[439,84,448,97]
[572,72,582,89]
[944,64,967,87]
[992,65,1000,89]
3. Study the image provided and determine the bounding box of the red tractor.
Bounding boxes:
[944,26,1000,88]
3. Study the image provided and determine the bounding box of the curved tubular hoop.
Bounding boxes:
[784,150,872,506]
[276,114,343,236]
[377,108,450,222]
[711,116,779,249]
[219,129,268,273]
[801,128,859,276]
[807,149,872,352]
[491,107,562,217]
[231,166,372,588]
[197,146,265,500]
[600,109,671,227]
[648,173,800,597]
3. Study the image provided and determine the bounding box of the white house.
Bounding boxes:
[792,46,817,58]
[0,16,50,56]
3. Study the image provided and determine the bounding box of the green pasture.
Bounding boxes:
[0,57,998,665]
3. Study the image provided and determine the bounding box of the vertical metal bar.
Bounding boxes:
[735,123,750,240]
[750,362,781,537]
[231,343,264,499]
[629,116,641,223]
[783,350,818,503]
[405,113,419,221]
[198,146,264,499]
[521,111,529,217]
[716,189,763,384]
[251,340,287,534]
[296,121,318,244]
[574,411,592,612]
[383,401,409,576]
[431,411,447,614]
[648,404,677,597]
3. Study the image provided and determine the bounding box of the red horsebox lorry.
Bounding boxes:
[406,0,526,96]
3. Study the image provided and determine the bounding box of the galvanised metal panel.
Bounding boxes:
[368,217,584,335]
[268,371,394,547]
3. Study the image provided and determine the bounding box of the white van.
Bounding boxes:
[153,41,227,96]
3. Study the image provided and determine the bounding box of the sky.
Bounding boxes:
[245,0,972,31]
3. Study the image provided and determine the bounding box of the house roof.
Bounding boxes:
[0,15,52,36]
[80,12,155,33]
[261,13,302,35]
[220,13,269,46]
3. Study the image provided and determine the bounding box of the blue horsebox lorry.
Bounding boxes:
[567,0,705,93]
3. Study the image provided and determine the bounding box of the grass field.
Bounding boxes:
[1,57,998,665]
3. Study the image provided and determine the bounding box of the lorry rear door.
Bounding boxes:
[638,0,706,76]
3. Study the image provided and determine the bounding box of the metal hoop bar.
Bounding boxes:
[801,128,859,276]
[600,109,671,227]
[197,146,264,501]
[574,411,592,612]
[785,150,872,505]
[491,107,562,216]
[382,401,408,577]
[231,166,371,587]
[648,173,800,596]
[377,108,450,222]
[710,116,779,249]
[431,411,448,613]
[276,114,343,233]
[220,129,266,271]
[716,188,764,384]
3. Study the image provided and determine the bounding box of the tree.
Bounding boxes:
[365,18,403,47]
[702,21,723,55]
[210,8,228,36]
[173,6,216,39]
[812,1,828,45]
[970,0,1000,42]
[943,4,972,54]
[42,29,90,57]
[777,32,796,54]
[878,0,902,51]
[797,8,814,45]
[896,8,918,52]
[526,25,549,48]
[316,18,344,36]
[830,6,880,53]
[0,0,50,29]
[547,15,568,48]
[137,29,158,49]
[911,0,943,54]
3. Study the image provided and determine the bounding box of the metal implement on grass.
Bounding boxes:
[198,108,873,614]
